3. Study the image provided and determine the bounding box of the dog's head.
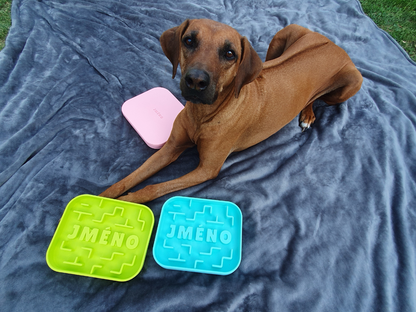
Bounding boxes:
[160,19,263,105]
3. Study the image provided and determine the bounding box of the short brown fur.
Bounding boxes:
[100,19,362,203]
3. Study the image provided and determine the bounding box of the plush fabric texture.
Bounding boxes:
[1,0,416,311]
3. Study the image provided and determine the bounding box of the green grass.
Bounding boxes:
[0,0,414,62]
[359,0,416,62]
[0,0,11,50]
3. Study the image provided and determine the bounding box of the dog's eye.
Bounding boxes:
[225,50,235,60]
[184,37,194,48]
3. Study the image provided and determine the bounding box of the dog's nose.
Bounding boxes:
[184,69,210,92]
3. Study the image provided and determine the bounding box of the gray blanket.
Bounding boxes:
[1,0,416,311]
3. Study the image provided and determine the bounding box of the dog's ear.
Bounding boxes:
[234,37,263,98]
[160,19,190,79]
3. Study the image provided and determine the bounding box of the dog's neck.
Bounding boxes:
[186,82,237,124]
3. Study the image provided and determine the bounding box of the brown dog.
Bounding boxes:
[100,19,362,203]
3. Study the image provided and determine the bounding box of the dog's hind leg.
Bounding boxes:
[319,65,363,105]
[299,65,362,131]
[299,103,316,132]
[266,24,311,61]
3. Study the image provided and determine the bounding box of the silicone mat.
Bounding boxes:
[153,196,242,275]
[46,195,154,282]
[122,87,184,149]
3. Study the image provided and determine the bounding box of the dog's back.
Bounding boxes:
[239,25,362,138]
[263,25,359,108]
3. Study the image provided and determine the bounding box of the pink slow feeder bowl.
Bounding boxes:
[122,87,184,149]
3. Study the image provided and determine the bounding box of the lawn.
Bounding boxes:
[360,0,416,61]
[0,0,415,62]
[0,0,11,50]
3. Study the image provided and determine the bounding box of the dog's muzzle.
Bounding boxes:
[180,68,217,104]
